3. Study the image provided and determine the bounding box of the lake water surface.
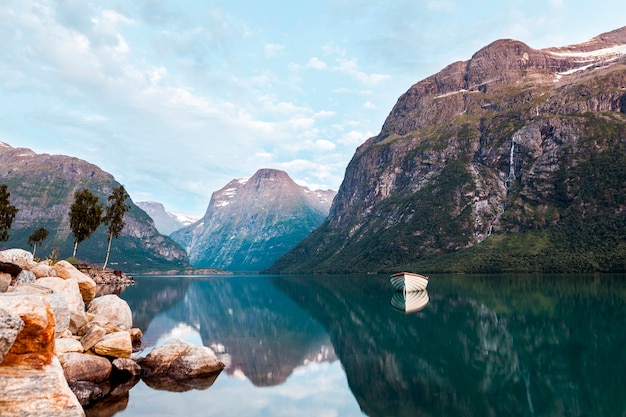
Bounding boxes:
[102,273,626,417]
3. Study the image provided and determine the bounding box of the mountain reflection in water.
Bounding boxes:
[116,273,626,417]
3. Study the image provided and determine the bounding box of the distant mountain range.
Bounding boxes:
[135,201,198,236]
[267,26,626,274]
[0,142,189,272]
[171,169,336,272]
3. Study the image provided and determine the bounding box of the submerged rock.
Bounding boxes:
[112,358,141,377]
[139,338,225,381]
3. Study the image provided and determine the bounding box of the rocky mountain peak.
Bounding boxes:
[267,26,626,274]
[136,201,197,236]
[171,168,336,271]
[0,143,189,271]
[207,168,333,218]
[379,26,626,140]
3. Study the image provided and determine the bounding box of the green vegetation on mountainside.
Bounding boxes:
[266,110,626,274]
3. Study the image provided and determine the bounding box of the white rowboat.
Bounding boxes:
[390,272,429,292]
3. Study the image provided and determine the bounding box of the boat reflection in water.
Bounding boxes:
[390,290,429,313]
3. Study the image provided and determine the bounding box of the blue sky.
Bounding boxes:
[0,1,624,217]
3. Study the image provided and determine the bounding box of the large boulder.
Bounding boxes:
[35,277,85,320]
[8,284,71,336]
[0,308,24,364]
[87,294,132,330]
[139,338,224,380]
[0,249,35,270]
[52,261,96,303]
[0,294,55,368]
[93,331,132,358]
[46,293,70,335]
[0,357,85,417]
[60,352,112,383]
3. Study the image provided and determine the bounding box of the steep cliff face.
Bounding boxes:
[268,27,626,274]
[171,169,336,271]
[0,143,189,272]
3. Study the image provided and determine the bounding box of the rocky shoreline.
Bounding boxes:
[0,249,225,417]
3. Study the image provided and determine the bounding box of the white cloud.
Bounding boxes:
[3,0,623,217]
[332,58,390,85]
[307,57,328,70]
[314,110,336,118]
[264,42,286,58]
[339,130,372,146]
[315,139,336,151]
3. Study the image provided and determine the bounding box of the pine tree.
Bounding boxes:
[69,188,103,258]
[0,184,18,242]
[102,185,131,270]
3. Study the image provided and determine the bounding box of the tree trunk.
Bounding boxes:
[72,241,78,258]
[32,243,37,258]
[103,232,113,271]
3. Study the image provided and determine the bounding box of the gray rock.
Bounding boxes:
[0,308,24,363]
[139,338,224,380]
[68,380,104,406]
[47,293,70,335]
[14,270,36,285]
[0,249,35,270]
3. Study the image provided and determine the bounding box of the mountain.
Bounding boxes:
[266,27,626,274]
[136,201,198,235]
[0,142,189,272]
[171,168,336,271]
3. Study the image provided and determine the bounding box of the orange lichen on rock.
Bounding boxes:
[0,294,56,369]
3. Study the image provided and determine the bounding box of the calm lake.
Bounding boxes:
[97,273,626,417]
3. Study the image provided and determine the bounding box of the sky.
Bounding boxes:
[0,1,624,218]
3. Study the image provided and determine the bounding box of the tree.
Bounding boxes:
[69,188,103,258]
[28,227,49,257]
[102,185,131,270]
[0,184,18,242]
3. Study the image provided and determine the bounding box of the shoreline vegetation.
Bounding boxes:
[0,248,225,417]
